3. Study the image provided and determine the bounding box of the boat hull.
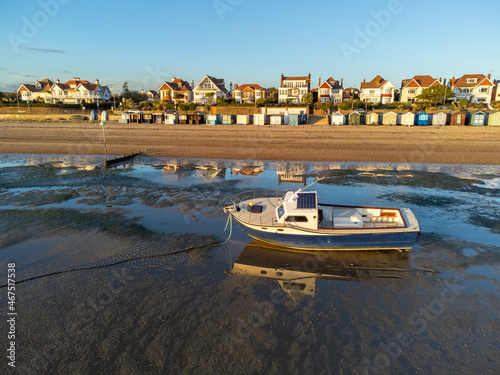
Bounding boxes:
[237,221,419,251]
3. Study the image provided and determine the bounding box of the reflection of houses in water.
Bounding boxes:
[232,165,264,176]
[230,241,409,300]
[195,164,226,182]
[276,161,309,186]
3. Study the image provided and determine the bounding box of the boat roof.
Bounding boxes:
[282,191,318,213]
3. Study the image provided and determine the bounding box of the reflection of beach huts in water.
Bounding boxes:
[331,111,346,125]
[382,111,397,126]
[431,111,448,126]
[254,114,268,125]
[278,173,307,185]
[450,111,466,126]
[488,111,500,126]
[416,112,429,126]
[468,111,486,126]
[270,115,283,125]
[237,114,251,125]
[366,112,380,125]
[349,111,365,125]
[222,114,236,124]
[232,166,264,176]
[398,112,415,126]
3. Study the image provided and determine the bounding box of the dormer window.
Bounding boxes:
[467,78,477,84]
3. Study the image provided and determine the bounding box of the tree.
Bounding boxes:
[121,81,131,98]
[416,85,454,106]
[205,92,215,103]
[301,92,314,107]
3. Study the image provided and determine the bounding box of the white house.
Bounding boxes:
[18,77,111,104]
[450,74,494,104]
[317,77,344,104]
[400,75,442,103]
[193,75,229,104]
[278,73,311,104]
[359,75,395,104]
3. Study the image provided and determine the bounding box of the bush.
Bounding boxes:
[459,98,469,108]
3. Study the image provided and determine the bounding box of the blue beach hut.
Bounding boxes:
[469,111,486,126]
[416,112,429,126]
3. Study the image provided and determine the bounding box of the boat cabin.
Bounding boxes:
[275,191,319,230]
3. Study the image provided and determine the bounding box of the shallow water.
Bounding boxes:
[0,153,499,374]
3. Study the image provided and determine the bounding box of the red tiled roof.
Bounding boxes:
[402,75,440,89]
[360,75,387,89]
[451,74,493,88]
[233,84,266,92]
[283,76,310,81]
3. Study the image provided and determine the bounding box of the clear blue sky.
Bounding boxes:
[1,0,499,94]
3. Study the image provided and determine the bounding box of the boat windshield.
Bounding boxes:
[277,204,285,219]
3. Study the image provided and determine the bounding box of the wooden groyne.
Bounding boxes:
[104,150,146,168]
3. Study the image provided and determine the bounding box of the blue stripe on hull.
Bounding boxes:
[241,226,418,250]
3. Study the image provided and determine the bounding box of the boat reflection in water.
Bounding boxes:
[230,241,410,298]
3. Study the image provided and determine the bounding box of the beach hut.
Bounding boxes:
[118,112,130,124]
[222,114,236,124]
[142,113,153,123]
[431,112,447,126]
[289,114,304,126]
[416,112,429,126]
[450,111,466,126]
[488,111,500,126]
[207,114,222,125]
[237,114,251,125]
[398,112,415,126]
[152,112,164,124]
[129,110,143,123]
[284,110,289,125]
[253,114,267,125]
[366,112,380,125]
[179,114,188,124]
[164,112,178,124]
[381,111,397,126]
[469,111,486,126]
[270,115,283,125]
[348,111,365,125]
[189,112,205,124]
[331,111,345,125]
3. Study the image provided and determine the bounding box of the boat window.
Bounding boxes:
[285,215,308,222]
[277,205,285,219]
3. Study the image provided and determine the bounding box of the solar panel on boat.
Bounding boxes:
[297,192,317,209]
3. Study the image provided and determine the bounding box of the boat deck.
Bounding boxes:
[319,205,403,229]
[233,197,279,227]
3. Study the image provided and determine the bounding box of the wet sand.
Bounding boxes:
[1,120,500,164]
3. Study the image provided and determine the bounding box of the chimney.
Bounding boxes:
[308,73,311,81]
[281,73,284,86]
[341,78,344,87]
[234,83,238,89]
[95,79,99,84]
[319,77,321,86]
[190,80,194,89]
[363,78,366,82]
[56,79,60,84]
[74,77,80,81]
[439,77,442,83]
[141,89,144,94]
[488,73,491,80]
[229,82,233,92]
[171,77,176,82]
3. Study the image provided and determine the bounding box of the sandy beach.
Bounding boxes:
[1,120,500,164]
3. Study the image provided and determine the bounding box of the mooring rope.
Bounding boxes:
[0,213,234,288]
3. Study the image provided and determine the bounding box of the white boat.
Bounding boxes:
[224,182,420,251]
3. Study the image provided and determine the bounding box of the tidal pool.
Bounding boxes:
[0,153,498,374]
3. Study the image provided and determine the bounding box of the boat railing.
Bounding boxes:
[227,189,282,206]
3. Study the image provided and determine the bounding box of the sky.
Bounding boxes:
[1,0,499,94]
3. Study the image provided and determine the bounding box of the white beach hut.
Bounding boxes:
[330,111,346,125]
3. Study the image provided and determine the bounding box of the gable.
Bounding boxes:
[319,82,332,89]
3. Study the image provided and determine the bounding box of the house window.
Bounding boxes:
[408,89,416,94]
[467,78,477,83]
[480,88,488,93]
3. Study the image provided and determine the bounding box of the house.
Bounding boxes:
[193,75,229,104]
[450,74,494,104]
[381,111,397,126]
[330,111,346,125]
[492,80,500,103]
[359,75,395,104]
[18,78,53,102]
[343,87,360,102]
[366,111,380,125]
[232,84,268,104]
[450,110,466,126]
[431,112,448,126]
[278,73,311,104]
[144,90,159,101]
[19,77,111,104]
[158,78,193,103]
[317,77,344,104]
[488,111,500,126]
[400,75,442,103]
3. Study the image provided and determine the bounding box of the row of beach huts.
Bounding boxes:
[118,109,500,126]
[330,110,500,126]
